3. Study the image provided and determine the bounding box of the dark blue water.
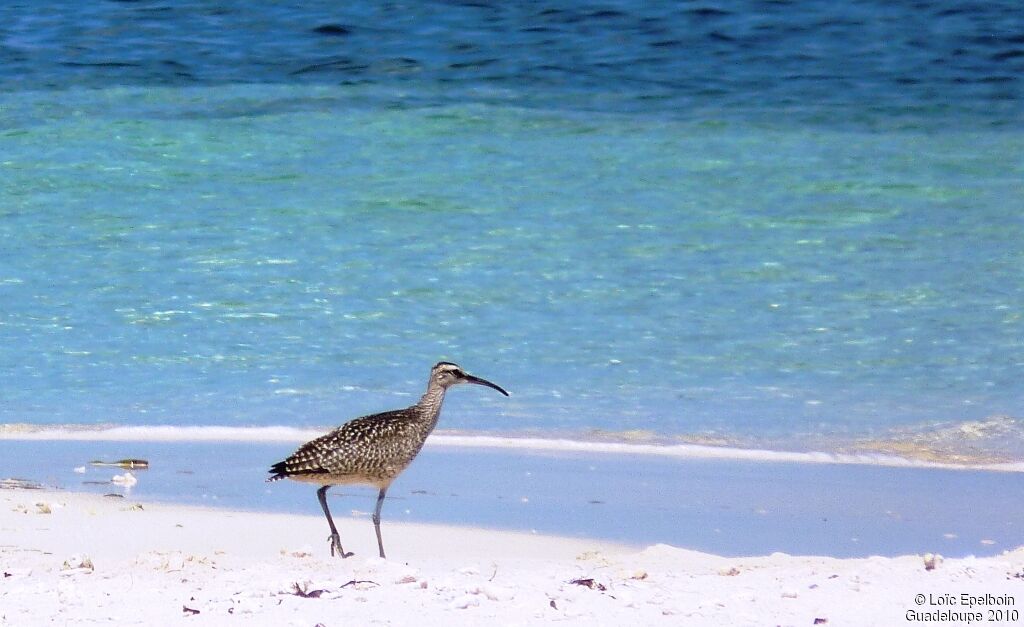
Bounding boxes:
[2,1,1021,121]
[1,2,1022,463]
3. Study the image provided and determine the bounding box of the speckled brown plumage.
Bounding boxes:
[267,407,435,487]
[267,362,508,560]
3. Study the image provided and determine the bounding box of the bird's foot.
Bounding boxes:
[328,534,353,559]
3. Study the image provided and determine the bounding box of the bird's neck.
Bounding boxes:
[415,383,448,431]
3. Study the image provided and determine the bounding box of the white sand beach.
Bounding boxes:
[2,489,1022,626]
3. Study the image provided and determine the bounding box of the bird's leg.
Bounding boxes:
[373,487,388,559]
[317,485,353,558]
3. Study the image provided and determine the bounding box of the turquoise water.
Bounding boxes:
[1,2,1023,462]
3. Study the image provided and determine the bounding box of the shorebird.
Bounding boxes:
[267,362,508,559]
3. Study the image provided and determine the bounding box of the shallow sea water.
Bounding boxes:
[4,439,1024,557]
[1,2,1022,462]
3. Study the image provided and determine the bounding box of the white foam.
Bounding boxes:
[0,424,321,443]
[429,434,1024,472]
[2,423,1021,473]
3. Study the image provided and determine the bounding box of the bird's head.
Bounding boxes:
[431,361,509,396]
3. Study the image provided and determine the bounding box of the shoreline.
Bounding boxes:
[2,488,1023,626]
[2,439,1023,560]
[2,423,1022,474]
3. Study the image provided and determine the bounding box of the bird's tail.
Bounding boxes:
[266,460,289,482]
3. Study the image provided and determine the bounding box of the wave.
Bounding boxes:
[0,423,321,443]
[2,422,1021,473]
[850,415,1023,465]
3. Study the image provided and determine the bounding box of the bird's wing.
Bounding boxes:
[269,409,421,479]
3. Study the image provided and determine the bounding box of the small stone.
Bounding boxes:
[61,554,94,574]
[923,553,943,571]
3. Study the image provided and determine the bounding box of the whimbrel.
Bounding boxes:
[267,362,508,559]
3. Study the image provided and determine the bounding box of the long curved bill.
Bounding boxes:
[464,373,510,396]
